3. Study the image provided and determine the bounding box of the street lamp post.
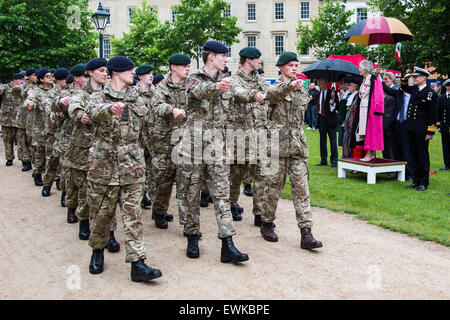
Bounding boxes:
[91,2,110,58]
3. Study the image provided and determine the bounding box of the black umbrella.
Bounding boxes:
[303,59,362,82]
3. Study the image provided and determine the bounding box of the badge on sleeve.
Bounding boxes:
[427,92,433,101]
[186,78,199,91]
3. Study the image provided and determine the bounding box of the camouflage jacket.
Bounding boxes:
[0,82,22,127]
[86,83,147,186]
[136,84,154,151]
[53,86,80,144]
[45,87,65,137]
[21,82,37,135]
[151,74,187,154]
[64,82,100,171]
[267,77,310,159]
[179,67,259,162]
[24,84,54,143]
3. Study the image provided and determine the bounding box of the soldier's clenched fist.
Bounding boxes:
[110,102,126,115]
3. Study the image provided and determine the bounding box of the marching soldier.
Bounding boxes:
[260,52,322,249]
[86,56,162,282]
[438,79,450,171]
[0,73,23,166]
[402,67,439,191]
[20,68,37,172]
[25,68,54,186]
[151,53,190,230]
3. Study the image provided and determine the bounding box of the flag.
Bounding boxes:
[395,42,402,64]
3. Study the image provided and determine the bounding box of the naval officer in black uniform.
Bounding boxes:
[402,67,439,191]
[438,79,450,171]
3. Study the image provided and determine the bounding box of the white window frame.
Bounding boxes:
[274,35,285,56]
[104,8,111,25]
[300,2,310,20]
[128,7,136,25]
[357,8,368,22]
[247,3,256,22]
[222,4,231,17]
[102,38,111,59]
[247,36,256,47]
[171,6,179,23]
[274,2,284,21]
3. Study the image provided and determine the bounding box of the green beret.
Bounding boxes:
[135,64,154,75]
[239,47,261,59]
[168,53,191,65]
[276,51,298,66]
[70,64,87,76]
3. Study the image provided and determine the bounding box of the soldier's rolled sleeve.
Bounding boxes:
[69,92,87,122]
[188,80,219,101]
[152,91,173,118]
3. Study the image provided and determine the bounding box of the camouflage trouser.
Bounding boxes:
[243,166,253,185]
[88,181,145,263]
[152,153,186,224]
[1,126,17,161]
[65,167,90,220]
[43,137,67,188]
[16,128,31,162]
[251,163,264,217]
[229,163,250,205]
[32,140,46,175]
[262,156,313,229]
[179,162,236,238]
[144,147,155,202]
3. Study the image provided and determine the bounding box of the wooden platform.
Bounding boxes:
[338,158,407,184]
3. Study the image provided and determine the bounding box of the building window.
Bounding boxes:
[274,3,284,20]
[357,8,368,22]
[300,2,310,20]
[104,8,110,25]
[171,7,179,22]
[274,35,284,55]
[300,46,310,55]
[247,3,256,21]
[128,8,135,24]
[222,4,231,17]
[247,36,256,47]
[103,39,111,59]
[223,42,231,58]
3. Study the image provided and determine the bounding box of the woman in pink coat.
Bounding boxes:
[357,60,384,161]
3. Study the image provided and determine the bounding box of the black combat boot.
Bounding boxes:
[60,192,66,207]
[164,212,173,222]
[243,184,253,197]
[260,222,278,242]
[300,227,323,250]
[105,231,120,252]
[254,215,262,227]
[34,173,43,186]
[41,186,51,197]
[79,220,90,240]
[220,236,249,263]
[141,194,152,208]
[5,160,13,166]
[235,203,244,213]
[131,259,162,282]
[89,249,104,274]
[186,235,200,258]
[67,207,78,223]
[154,214,168,229]
[200,192,210,207]
[22,161,31,172]
[55,178,61,191]
[231,205,242,221]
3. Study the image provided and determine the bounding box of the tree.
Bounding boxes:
[369,0,450,76]
[297,0,368,60]
[0,0,97,82]
[111,1,169,72]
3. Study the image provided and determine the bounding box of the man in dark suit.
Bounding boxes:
[402,67,439,191]
[383,72,414,181]
[438,79,450,171]
[315,78,339,167]
[382,93,396,160]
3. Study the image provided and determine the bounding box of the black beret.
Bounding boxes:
[107,56,135,72]
[168,53,191,65]
[135,64,154,75]
[257,68,264,75]
[70,64,87,76]
[276,51,298,66]
[36,68,50,80]
[49,68,56,74]
[152,74,164,85]
[19,71,27,78]
[203,41,228,53]
[239,47,261,59]
[66,74,74,84]
[54,68,70,81]
[86,58,108,71]
[26,68,37,76]
[13,73,23,80]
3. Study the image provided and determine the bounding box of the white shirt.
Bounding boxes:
[346,91,358,107]
[418,84,427,91]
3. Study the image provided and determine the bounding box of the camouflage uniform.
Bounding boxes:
[86,84,147,263]
[15,84,30,163]
[151,75,187,224]
[262,77,313,229]
[21,82,36,161]
[24,84,54,174]
[178,67,259,238]
[0,82,21,161]
[137,85,155,202]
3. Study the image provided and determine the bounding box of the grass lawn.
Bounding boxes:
[281,125,450,246]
